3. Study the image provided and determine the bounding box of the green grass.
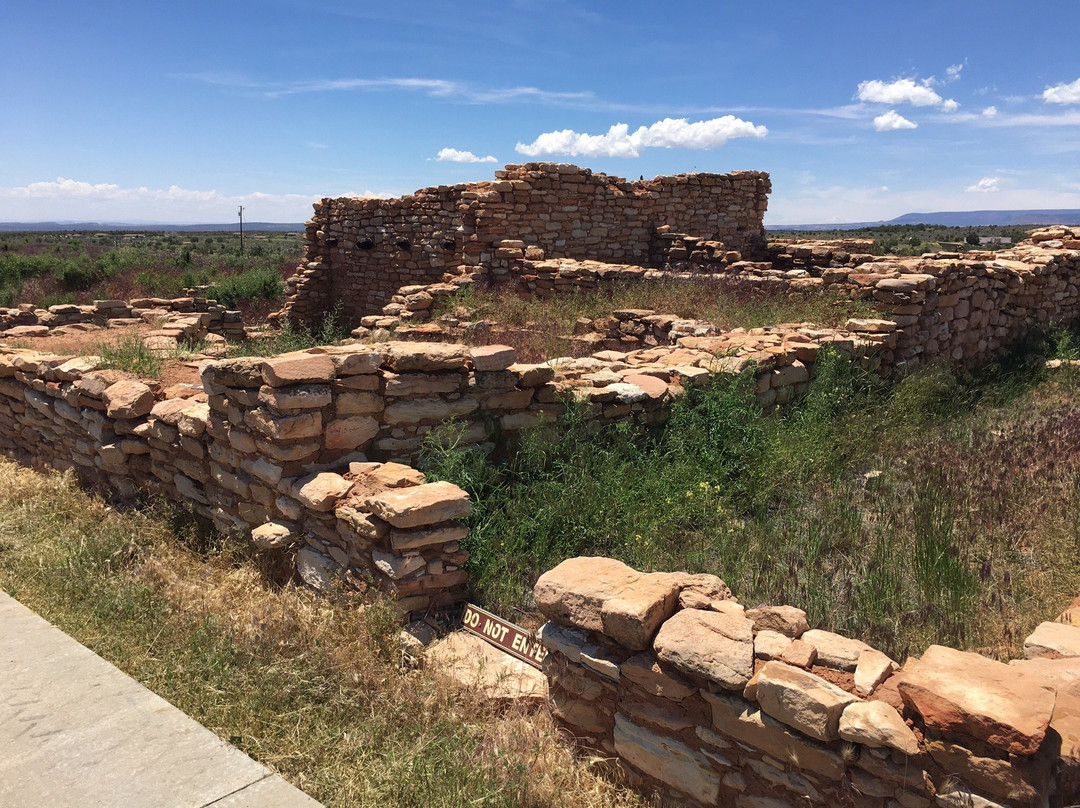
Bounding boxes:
[422,333,1080,661]
[98,333,164,377]
[0,465,645,808]
[231,303,350,357]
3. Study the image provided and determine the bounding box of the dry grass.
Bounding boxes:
[0,462,649,808]
[436,278,875,362]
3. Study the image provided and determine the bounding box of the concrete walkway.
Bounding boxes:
[0,591,324,808]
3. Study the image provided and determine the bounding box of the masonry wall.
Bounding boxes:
[279,164,771,327]
[535,557,1079,808]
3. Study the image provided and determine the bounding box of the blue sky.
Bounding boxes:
[2,1,1079,225]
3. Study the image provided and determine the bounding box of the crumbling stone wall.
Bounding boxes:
[365,229,1080,379]
[0,327,874,611]
[535,556,1080,807]
[279,164,771,326]
[0,296,245,342]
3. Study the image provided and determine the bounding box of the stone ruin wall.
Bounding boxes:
[534,557,1080,808]
[370,228,1080,378]
[3,332,1078,804]
[0,322,879,615]
[277,164,771,327]
[0,295,245,343]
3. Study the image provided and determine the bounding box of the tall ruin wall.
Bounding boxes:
[279,164,770,326]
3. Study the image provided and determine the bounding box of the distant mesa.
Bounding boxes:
[770,209,1080,231]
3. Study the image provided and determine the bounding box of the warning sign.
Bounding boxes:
[462,603,548,669]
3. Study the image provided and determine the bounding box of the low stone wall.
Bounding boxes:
[0,296,245,344]
[534,557,1080,807]
[366,230,1080,378]
[0,324,889,612]
[0,348,475,614]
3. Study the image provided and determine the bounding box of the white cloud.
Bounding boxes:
[1044,78,1080,104]
[941,99,959,113]
[873,110,917,132]
[432,148,498,163]
[0,177,350,223]
[966,177,1000,193]
[857,78,944,107]
[515,116,767,158]
[982,106,998,118]
[945,62,965,83]
[186,72,595,106]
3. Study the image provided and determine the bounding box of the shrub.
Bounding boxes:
[98,334,163,377]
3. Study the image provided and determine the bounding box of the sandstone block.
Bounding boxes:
[292,472,353,512]
[470,345,518,372]
[389,523,469,550]
[653,607,754,690]
[779,639,817,669]
[925,739,1049,806]
[704,689,846,780]
[366,481,471,528]
[383,372,462,397]
[372,550,426,580]
[244,408,322,440]
[361,461,426,488]
[252,520,298,550]
[258,383,332,410]
[103,380,155,419]
[150,398,192,424]
[675,572,733,609]
[176,403,209,438]
[509,363,555,387]
[755,660,858,741]
[854,648,897,695]
[754,630,792,660]
[382,397,479,425]
[383,342,467,372]
[801,628,871,671]
[324,416,379,450]
[745,605,809,638]
[538,621,589,662]
[898,645,1056,756]
[297,546,337,590]
[533,557,681,650]
[613,714,720,805]
[620,653,696,700]
[325,347,384,375]
[261,353,335,386]
[839,700,920,755]
[336,390,383,415]
[1023,620,1080,659]
[551,687,613,735]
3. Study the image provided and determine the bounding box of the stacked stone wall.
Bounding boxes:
[534,557,1080,808]
[278,164,770,326]
[363,230,1080,378]
[0,296,245,343]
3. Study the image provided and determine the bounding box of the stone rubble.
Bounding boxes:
[0,294,245,344]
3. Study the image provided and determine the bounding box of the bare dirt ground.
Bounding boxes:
[0,321,207,388]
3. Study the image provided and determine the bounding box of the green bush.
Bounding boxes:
[208,265,283,309]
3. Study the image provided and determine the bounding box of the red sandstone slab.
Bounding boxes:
[898,645,1056,756]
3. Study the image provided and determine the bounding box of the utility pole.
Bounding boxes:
[238,205,244,256]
